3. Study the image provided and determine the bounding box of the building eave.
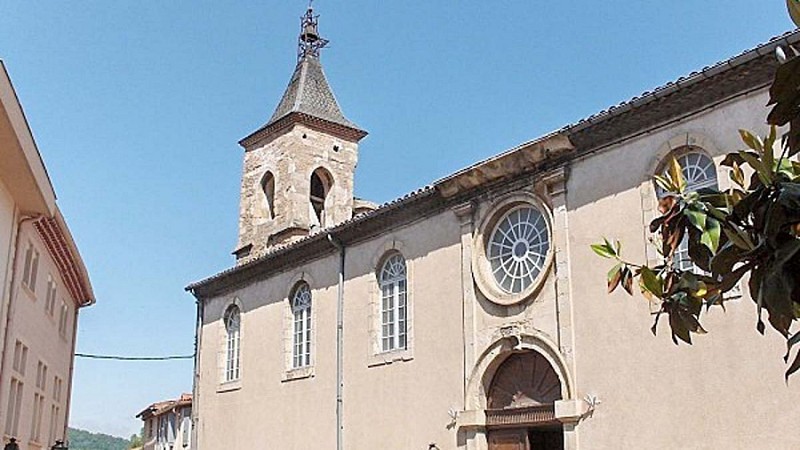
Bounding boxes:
[34,208,95,308]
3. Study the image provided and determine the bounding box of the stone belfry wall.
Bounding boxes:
[233,7,367,263]
[236,122,360,261]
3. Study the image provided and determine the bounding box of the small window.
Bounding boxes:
[53,376,63,402]
[262,171,276,220]
[291,283,312,368]
[379,254,408,352]
[31,392,44,442]
[22,242,39,292]
[309,168,333,228]
[58,300,69,338]
[35,361,47,391]
[657,151,718,272]
[12,341,28,375]
[5,378,23,437]
[223,305,241,382]
[48,404,59,445]
[45,275,57,316]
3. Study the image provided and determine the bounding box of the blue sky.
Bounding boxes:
[0,1,793,438]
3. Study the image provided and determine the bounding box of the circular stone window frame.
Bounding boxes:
[472,192,554,306]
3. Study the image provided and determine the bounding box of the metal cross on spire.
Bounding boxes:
[298,2,329,60]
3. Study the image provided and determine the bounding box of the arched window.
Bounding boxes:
[291,283,312,368]
[378,253,407,352]
[261,171,275,220]
[223,305,241,382]
[658,151,718,272]
[309,168,333,228]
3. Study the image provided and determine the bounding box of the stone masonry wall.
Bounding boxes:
[237,123,359,261]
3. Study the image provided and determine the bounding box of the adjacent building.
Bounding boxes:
[187,8,800,450]
[136,394,192,450]
[0,61,95,449]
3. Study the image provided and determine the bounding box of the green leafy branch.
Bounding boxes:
[593,50,800,379]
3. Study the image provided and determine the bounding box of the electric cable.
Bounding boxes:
[74,353,194,361]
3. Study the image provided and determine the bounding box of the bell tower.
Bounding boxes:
[234,5,367,262]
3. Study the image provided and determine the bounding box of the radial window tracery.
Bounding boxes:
[487,205,550,294]
[291,283,312,368]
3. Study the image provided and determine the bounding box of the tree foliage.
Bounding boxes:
[593,49,800,379]
[67,427,130,450]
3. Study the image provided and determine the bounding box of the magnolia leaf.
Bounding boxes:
[669,309,693,345]
[591,242,615,259]
[654,175,674,193]
[790,0,800,28]
[607,263,623,293]
[787,350,800,381]
[693,281,708,299]
[685,208,707,232]
[766,125,778,153]
[667,157,686,192]
[721,153,745,168]
[729,161,746,188]
[785,331,800,362]
[739,129,764,152]
[739,151,773,186]
[700,218,721,253]
[622,267,634,296]
[639,266,663,298]
[722,225,754,251]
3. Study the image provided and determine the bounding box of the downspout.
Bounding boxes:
[191,296,203,450]
[0,214,38,431]
[326,233,345,450]
[64,305,79,442]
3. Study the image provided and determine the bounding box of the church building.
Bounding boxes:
[187,7,800,450]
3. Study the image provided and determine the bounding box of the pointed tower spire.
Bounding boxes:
[239,4,366,147]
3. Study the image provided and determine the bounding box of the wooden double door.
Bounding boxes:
[488,426,563,450]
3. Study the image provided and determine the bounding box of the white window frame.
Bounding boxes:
[223,305,241,383]
[291,283,312,369]
[379,253,408,353]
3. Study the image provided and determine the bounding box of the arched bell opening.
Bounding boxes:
[486,351,564,450]
[261,171,276,220]
[309,167,333,228]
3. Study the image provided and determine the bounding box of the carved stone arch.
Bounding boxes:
[286,271,316,296]
[647,131,721,177]
[465,330,573,412]
[487,352,562,409]
[370,235,407,270]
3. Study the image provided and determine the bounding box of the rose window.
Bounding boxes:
[487,205,550,294]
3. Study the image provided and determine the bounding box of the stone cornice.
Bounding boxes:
[239,112,368,149]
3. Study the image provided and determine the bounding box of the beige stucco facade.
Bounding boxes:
[0,61,94,450]
[189,28,800,450]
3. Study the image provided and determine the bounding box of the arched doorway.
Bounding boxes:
[486,351,564,450]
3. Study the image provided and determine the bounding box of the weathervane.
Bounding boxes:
[298,1,329,60]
